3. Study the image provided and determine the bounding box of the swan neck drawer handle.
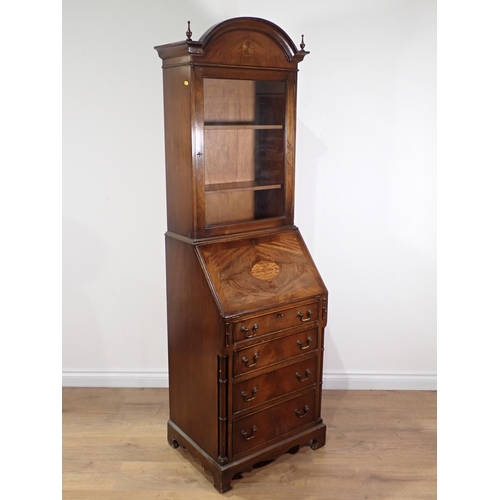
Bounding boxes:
[295,405,310,418]
[296,369,311,382]
[297,336,313,350]
[297,309,313,322]
[241,425,257,440]
[241,387,258,402]
[242,353,259,368]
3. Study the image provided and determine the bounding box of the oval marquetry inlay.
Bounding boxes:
[251,261,280,280]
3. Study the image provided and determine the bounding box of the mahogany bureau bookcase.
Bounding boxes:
[154,17,328,493]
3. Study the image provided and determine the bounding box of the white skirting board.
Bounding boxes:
[62,371,436,390]
[322,372,436,390]
[62,371,169,388]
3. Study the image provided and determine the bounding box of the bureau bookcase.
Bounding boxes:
[155,17,328,492]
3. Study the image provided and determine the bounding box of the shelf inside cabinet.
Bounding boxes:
[205,180,283,193]
[204,123,283,130]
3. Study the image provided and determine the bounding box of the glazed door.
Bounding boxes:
[193,67,297,237]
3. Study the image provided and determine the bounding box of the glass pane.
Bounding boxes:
[203,78,286,227]
[204,79,285,125]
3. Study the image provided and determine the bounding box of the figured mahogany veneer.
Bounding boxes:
[233,301,319,343]
[196,230,325,317]
[233,390,316,456]
[234,327,318,376]
[232,356,318,413]
[155,17,327,493]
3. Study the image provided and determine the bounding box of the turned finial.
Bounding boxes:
[186,21,192,41]
[300,34,306,51]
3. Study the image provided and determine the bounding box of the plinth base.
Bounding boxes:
[167,420,327,493]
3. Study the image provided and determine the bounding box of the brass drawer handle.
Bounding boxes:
[241,323,258,339]
[242,353,259,368]
[297,309,313,322]
[296,369,311,382]
[241,387,258,402]
[297,336,313,350]
[295,405,310,418]
[241,425,257,441]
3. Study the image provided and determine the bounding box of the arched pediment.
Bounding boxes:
[193,17,308,68]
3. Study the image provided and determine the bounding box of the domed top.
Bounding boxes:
[155,17,308,68]
[199,17,308,63]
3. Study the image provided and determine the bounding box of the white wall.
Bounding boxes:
[63,0,436,389]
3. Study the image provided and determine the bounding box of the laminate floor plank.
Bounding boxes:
[62,389,436,499]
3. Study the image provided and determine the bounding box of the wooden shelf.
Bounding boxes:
[205,180,283,193]
[204,123,283,130]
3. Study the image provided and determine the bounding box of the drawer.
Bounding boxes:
[233,328,318,377]
[233,390,316,456]
[233,301,319,343]
[233,356,318,414]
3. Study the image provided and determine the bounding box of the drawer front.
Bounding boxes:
[233,356,318,414]
[233,301,319,343]
[233,328,318,377]
[233,390,316,456]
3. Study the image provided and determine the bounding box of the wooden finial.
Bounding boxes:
[186,21,192,41]
[300,34,305,51]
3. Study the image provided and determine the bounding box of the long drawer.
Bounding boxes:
[233,327,318,377]
[233,390,316,456]
[232,356,317,414]
[232,301,319,343]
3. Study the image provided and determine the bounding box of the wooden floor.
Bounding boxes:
[62,388,436,499]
